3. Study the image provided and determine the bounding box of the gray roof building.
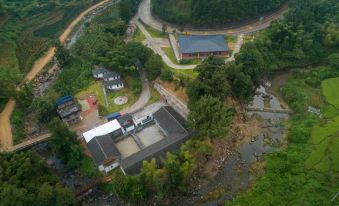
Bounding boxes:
[120,106,193,175]
[103,71,120,79]
[104,79,124,87]
[92,67,110,76]
[178,35,229,54]
[87,134,120,167]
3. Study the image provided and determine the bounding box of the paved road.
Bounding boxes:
[0,0,114,151]
[122,68,151,114]
[138,0,288,35]
[135,20,197,70]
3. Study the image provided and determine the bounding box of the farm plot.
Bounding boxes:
[306,77,339,172]
[321,77,339,108]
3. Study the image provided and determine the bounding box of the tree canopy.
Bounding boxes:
[152,0,287,27]
[0,152,77,206]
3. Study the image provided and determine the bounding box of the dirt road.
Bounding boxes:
[0,0,112,150]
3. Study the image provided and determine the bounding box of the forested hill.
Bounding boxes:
[151,0,287,27]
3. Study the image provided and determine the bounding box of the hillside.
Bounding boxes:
[151,0,287,27]
[0,0,99,108]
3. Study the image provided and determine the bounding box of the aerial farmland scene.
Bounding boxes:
[0,0,338,205]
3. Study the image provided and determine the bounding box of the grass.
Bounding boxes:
[305,138,330,169]
[148,86,162,105]
[76,75,140,115]
[305,77,339,173]
[162,47,201,65]
[79,156,101,177]
[321,77,339,108]
[142,22,167,38]
[11,107,26,144]
[311,115,339,144]
[133,27,146,43]
[328,135,339,172]
[226,35,237,43]
[314,157,331,172]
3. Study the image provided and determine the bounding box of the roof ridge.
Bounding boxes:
[94,137,108,159]
[162,107,187,133]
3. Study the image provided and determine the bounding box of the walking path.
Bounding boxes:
[226,34,244,63]
[154,83,188,119]
[137,0,288,35]
[122,68,151,114]
[0,0,113,151]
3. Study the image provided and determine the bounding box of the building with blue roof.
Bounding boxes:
[178,35,229,59]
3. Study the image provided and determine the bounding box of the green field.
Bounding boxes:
[322,77,339,108]
[306,77,339,172]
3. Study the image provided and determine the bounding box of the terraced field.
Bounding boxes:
[306,77,339,172]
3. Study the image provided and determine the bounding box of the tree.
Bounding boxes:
[140,159,167,197]
[188,95,233,139]
[162,24,167,34]
[16,83,33,109]
[55,45,70,67]
[328,53,339,69]
[144,54,163,80]
[164,152,185,192]
[49,118,83,169]
[187,57,231,103]
[0,152,77,205]
[0,0,5,15]
[235,42,264,85]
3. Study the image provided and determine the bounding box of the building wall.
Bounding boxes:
[181,51,229,59]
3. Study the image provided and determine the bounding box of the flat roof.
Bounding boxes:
[178,35,228,54]
[83,119,122,143]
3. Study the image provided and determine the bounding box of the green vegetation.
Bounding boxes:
[76,75,141,116]
[34,4,158,123]
[142,21,167,38]
[0,152,77,205]
[103,139,213,202]
[0,0,98,108]
[133,27,146,43]
[151,0,287,26]
[322,77,339,108]
[162,47,201,65]
[224,0,339,205]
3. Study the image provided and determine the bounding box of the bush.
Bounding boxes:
[160,69,173,82]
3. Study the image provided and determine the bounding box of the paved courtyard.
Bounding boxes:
[115,137,140,158]
[137,125,165,147]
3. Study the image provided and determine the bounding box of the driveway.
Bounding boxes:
[137,0,288,35]
[122,68,151,114]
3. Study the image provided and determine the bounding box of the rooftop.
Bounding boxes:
[83,119,122,143]
[92,67,110,75]
[178,35,228,54]
[120,106,192,174]
[103,71,120,79]
[87,134,120,167]
[104,79,123,87]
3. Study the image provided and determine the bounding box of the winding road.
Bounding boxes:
[0,0,112,151]
[138,0,288,35]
